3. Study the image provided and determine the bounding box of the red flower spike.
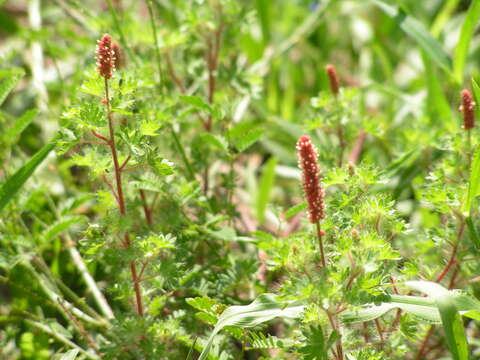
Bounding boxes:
[460,89,475,130]
[96,34,115,79]
[112,42,124,70]
[296,135,325,224]
[326,64,340,96]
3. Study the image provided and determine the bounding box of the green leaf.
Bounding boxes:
[234,129,264,152]
[342,300,441,324]
[200,133,229,153]
[140,120,161,136]
[58,350,80,360]
[422,52,451,124]
[462,146,480,214]
[0,67,25,106]
[3,109,37,145]
[372,1,452,74]
[180,95,211,112]
[42,216,86,242]
[472,78,480,120]
[466,216,480,250]
[255,0,271,44]
[285,202,307,220]
[436,294,469,360]
[198,294,304,360]
[256,157,277,223]
[0,137,57,212]
[453,0,480,83]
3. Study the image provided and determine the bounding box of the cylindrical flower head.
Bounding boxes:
[296,135,325,223]
[96,34,115,79]
[326,64,340,96]
[112,42,124,70]
[460,89,475,130]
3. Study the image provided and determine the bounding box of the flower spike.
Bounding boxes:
[296,135,325,224]
[96,34,116,79]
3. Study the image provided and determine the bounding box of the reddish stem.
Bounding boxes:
[104,78,144,317]
[315,221,326,268]
[139,189,153,226]
[348,130,366,166]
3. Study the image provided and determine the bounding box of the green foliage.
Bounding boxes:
[2,0,480,359]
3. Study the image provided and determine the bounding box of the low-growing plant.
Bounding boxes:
[2,1,480,360]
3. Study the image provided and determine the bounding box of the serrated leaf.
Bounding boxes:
[140,120,161,136]
[198,294,304,360]
[180,95,211,112]
[201,133,228,153]
[0,67,25,106]
[285,202,307,220]
[0,137,57,212]
[3,109,37,145]
[187,296,219,314]
[234,129,264,152]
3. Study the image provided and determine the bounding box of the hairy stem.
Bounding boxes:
[315,221,326,268]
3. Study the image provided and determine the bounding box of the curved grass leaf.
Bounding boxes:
[0,137,57,212]
[372,0,452,74]
[343,281,477,360]
[436,294,469,360]
[197,293,304,360]
[454,0,480,83]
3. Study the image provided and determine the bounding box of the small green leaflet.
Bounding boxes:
[285,202,307,220]
[0,67,25,106]
[196,293,304,360]
[180,95,211,112]
[0,137,57,212]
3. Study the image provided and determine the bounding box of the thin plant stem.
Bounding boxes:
[146,0,164,92]
[104,78,144,317]
[140,189,153,226]
[63,234,115,319]
[315,221,326,268]
[467,129,472,167]
[170,124,195,181]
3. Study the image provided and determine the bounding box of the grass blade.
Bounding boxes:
[257,157,277,223]
[454,0,480,84]
[0,137,57,212]
[462,146,480,214]
[197,294,304,360]
[372,0,452,74]
[436,295,469,360]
